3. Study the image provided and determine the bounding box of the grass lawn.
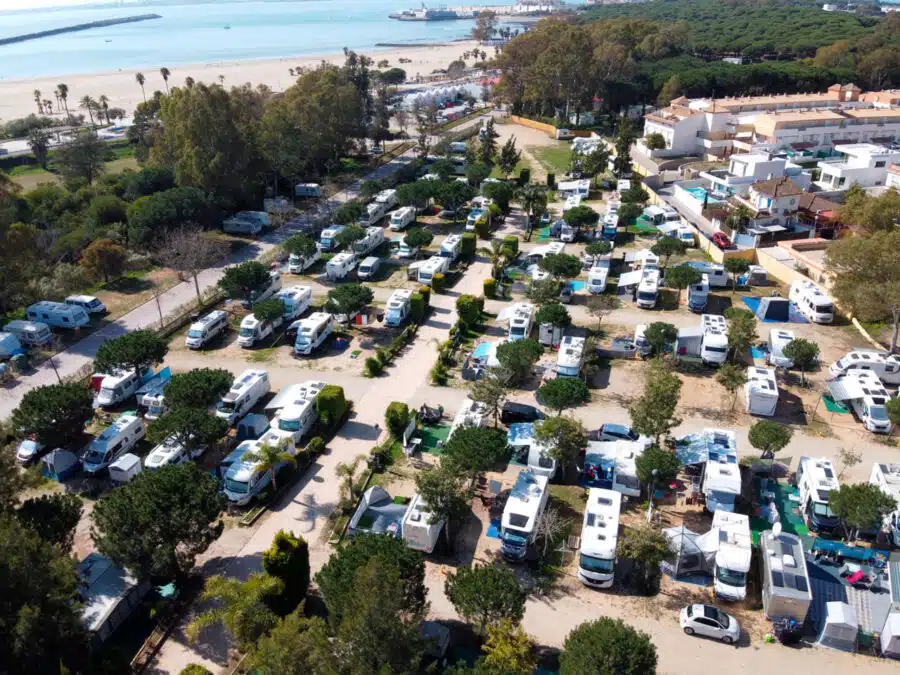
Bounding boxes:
[10,154,140,190]
[490,156,532,180]
[529,143,572,176]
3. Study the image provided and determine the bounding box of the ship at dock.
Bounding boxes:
[389,3,472,21]
[389,0,564,21]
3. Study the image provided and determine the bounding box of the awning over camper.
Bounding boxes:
[675,429,737,466]
[618,270,643,287]
[496,306,518,323]
[661,525,718,578]
[265,383,310,410]
[507,423,536,447]
[826,376,868,402]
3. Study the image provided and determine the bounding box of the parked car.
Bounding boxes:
[712,232,732,250]
[501,402,544,425]
[588,423,640,443]
[680,604,741,644]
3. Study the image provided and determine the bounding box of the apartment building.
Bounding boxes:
[815,143,900,190]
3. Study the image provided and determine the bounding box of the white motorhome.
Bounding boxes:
[245,270,282,307]
[767,329,795,368]
[556,335,584,378]
[829,350,900,385]
[447,398,489,442]
[26,301,89,329]
[266,394,319,445]
[326,252,358,281]
[636,268,660,309]
[108,454,142,485]
[577,488,622,588]
[4,320,54,349]
[498,302,535,342]
[277,285,313,321]
[677,225,696,247]
[696,261,727,288]
[83,414,146,475]
[700,314,728,365]
[870,462,900,544]
[699,429,740,513]
[797,456,841,536]
[828,370,894,434]
[583,440,646,497]
[524,241,565,267]
[385,289,413,327]
[397,234,420,259]
[712,511,752,602]
[687,274,710,312]
[96,368,151,409]
[375,188,398,210]
[417,255,450,286]
[352,226,386,257]
[360,201,387,227]
[215,369,270,425]
[390,206,416,231]
[789,279,834,324]
[293,312,334,356]
[401,494,444,553]
[439,233,463,261]
[223,435,298,505]
[744,367,779,417]
[563,194,583,213]
[238,312,282,348]
[500,470,550,562]
[586,253,612,294]
[144,434,206,471]
[185,310,229,349]
[357,256,381,280]
[630,249,659,272]
[288,247,321,273]
[318,225,345,251]
[65,295,106,315]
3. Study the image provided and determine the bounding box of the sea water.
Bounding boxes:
[0,0,513,80]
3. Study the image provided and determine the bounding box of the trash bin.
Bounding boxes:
[11,353,29,373]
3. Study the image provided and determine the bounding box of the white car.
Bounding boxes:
[680,604,741,644]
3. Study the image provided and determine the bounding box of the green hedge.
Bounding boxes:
[483,278,497,298]
[316,385,347,428]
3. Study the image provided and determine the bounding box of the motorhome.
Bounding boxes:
[677,225,696,247]
[83,414,146,475]
[223,437,297,506]
[712,511,752,602]
[789,279,834,324]
[294,183,321,198]
[136,368,171,420]
[447,398,488,441]
[3,320,53,347]
[676,314,728,366]
[439,233,462,261]
[577,488,622,588]
[26,301,89,329]
[238,312,282,348]
[276,285,313,321]
[677,261,728,288]
[417,255,450,286]
[222,211,268,235]
[215,369,270,425]
[245,270,281,307]
[144,434,205,471]
[560,220,579,242]
[352,226,386,257]
[744,367,779,417]
[385,289,413,327]
[465,208,485,232]
[265,392,319,445]
[288,247,321,273]
[360,201,387,227]
[95,368,152,409]
[65,295,106,315]
[870,462,900,545]
[827,370,894,434]
[643,205,681,227]
[582,440,646,497]
[397,234,420,259]
[556,336,585,378]
[401,494,444,553]
[500,470,550,562]
[758,530,812,624]
[586,254,612,294]
[603,200,620,237]
[293,312,334,356]
[629,249,659,272]
[499,302,535,342]
[375,188,398,210]
[563,194,583,212]
[524,242,565,266]
[326,252,358,281]
[185,310,229,349]
[318,225,345,251]
[797,456,841,536]
[687,274,710,312]
[698,429,740,512]
[829,349,900,385]
[767,329,795,368]
[357,256,381,280]
[390,206,416,231]
[636,268,660,309]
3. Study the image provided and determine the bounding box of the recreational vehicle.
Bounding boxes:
[397,235,420,259]
[744,367,779,417]
[95,368,152,409]
[357,256,381,280]
[318,225,345,251]
[827,370,894,434]
[417,255,450,286]
[829,350,900,385]
[65,295,106,315]
[524,242,565,266]
[500,470,550,562]
[215,369,270,425]
[681,314,728,366]
[385,289,413,327]
[16,437,45,464]
[294,183,321,198]
[586,255,611,294]
[636,268,660,309]
[352,226,386,257]
[465,208,485,232]
[135,368,171,419]
[185,310,229,349]
[276,285,313,321]
[870,462,900,544]
[677,261,727,288]
[4,320,53,347]
[447,398,489,441]
[288,247,321,273]
[499,302,535,342]
[563,194,583,212]
[797,456,841,536]
[144,434,205,471]
[390,206,416,231]
[758,529,812,624]
[266,395,319,445]
[222,211,268,235]
[375,188,398,210]
[108,454,142,485]
[687,274,710,312]
[439,234,463,261]
[326,252,358,281]
[293,312,334,356]
[698,429,740,512]
[677,225,695,247]
[577,488,622,588]
[245,270,281,307]
[712,511,752,602]
[401,494,444,553]
[560,220,579,242]
[789,279,834,324]
[238,313,282,348]
[556,336,585,378]
[603,200,620,239]
[629,249,659,272]
[83,414,146,475]
[643,204,680,227]
[767,329,795,368]
[26,301,89,329]
[223,438,296,506]
[360,201,387,227]
[0,331,21,359]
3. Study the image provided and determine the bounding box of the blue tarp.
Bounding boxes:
[675,429,737,466]
[809,539,889,568]
[507,423,535,446]
[742,297,809,323]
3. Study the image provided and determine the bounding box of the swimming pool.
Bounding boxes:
[472,342,492,359]
[684,187,721,203]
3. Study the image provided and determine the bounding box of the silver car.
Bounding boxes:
[680,604,741,644]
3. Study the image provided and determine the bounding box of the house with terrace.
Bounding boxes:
[814,144,900,191]
[700,153,812,197]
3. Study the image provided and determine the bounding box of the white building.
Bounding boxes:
[700,153,812,197]
[744,367,779,417]
[815,143,900,190]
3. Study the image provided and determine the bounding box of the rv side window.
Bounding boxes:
[109,441,122,455]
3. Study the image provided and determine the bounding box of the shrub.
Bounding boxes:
[430,362,449,385]
[364,357,384,377]
[179,666,214,675]
[475,217,491,240]
[385,402,411,437]
[461,232,477,258]
[376,346,392,365]
[307,437,325,455]
[316,385,347,428]
[418,285,431,306]
[484,278,497,298]
[432,273,446,293]
[262,530,310,615]
[456,294,481,326]
[409,293,426,322]
[519,167,531,185]
[503,235,519,255]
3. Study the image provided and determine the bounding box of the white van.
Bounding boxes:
[215,369,270,425]
[390,206,416,231]
[587,255,611,294]
[65,295,106,315]
[83,414,146,475]
[789,279,834,324]
[185,310,229,349]
[352,226,386,257]
[3,320,53,348]
[238,313,282,348]
[417,256,450,286]
[385,289,413,327]
[636,269,660,309]
[288,248,321,273]
[767,329,795,368]
[577,488,621,588]
[95,368,151,408]
[293,312,334,356]
[276,285,313,321]
[326,252,358,281]
[26,301,89,329]
[357,256,381,280]
[829,350,900,385]
[439,234,462,262]
[144,434,205,471]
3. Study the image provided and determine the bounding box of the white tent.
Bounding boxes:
[818,601,858,652]
[661,525,719,578]
[880,610,900,658]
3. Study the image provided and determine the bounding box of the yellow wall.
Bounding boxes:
[508,115,594,138]
[755,248,809,287]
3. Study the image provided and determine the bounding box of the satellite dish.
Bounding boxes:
[772,522,783,537]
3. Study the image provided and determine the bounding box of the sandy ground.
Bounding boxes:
[0,40,481,121]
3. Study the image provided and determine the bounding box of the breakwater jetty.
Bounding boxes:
[0,14,161,47]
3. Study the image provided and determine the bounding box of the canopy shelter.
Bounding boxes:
[826,375,871,402]
[662,525,718,578]
[41,449,80,482]
[817,601,858,652]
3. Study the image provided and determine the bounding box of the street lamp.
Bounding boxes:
[646,468,659,522]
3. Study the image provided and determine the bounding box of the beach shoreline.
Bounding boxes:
[0,38,482,121]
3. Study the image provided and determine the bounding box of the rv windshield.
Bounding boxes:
[225,477,250,494]
[321,237,334,248]
[717,567,747,587]
[217,399,236,413]
[239,327,255,338]
[279,419,301,432]
[579,553,614,573]
[85,448,107,464]
[387,310,402,323]
[187,329,204,338]
[100,387,116,399]
[815,303,834,314]
[870,406,889,421]
[419,273,432,281]
[502,529,529,544]
[637,291,657,302]
[510,325,526,338]
[813,502,837,518]
[538,454,554,469]
[705,346,728,354]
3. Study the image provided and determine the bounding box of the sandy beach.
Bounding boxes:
[0,39,481,121]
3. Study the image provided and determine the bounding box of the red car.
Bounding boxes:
[712,232,732,250]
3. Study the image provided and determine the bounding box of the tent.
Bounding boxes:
[880,610,900,659]
[661,525,719,579]
[817,601,858,652]
[756,296,790,322]
[41,449,80,482]
[616,270,643,296]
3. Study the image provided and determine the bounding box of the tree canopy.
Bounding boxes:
[444,426,509,478]
[325,283,373,319]
[629,361,682,444]
[164,368,233,410]
[538,377,589,414]
[829,483,897,542]
[94,328,169,382]
[218,260,271,303]
[560,617,658,675]
[748,419,792,460]
[445,564,527,635]
[496,339,544,384]
[12,382,93,449]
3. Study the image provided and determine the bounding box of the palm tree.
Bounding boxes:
[33,89,43,114]
[725,203,754,235]
[43,99,53,115]
[184,76,195,89]
[160,67,171,93]
[288,67,295,76]
[135,72,146,102]
[218,74,225,85]
[187,573,282,651]
[56,83,70,124]
[479,239,515,281]
[98,94,110,124]
[517,183,548,241]
[240,439,296,492]
[27,129,51,170]
[79,95,97,126]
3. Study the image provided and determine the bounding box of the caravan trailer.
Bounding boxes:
[3,320,53,348]
[759,529,812,624]
[870,462,900,544]
[829,350,900,385]
[439,234,462,262]
[144,434,205,471]
[401,494,444,553]
[83,415,146,475]
[318,225,345,251]
[277,286,313,321]
[293,312,334,356]
[687,274,710,312]
[238,312,282,348]
[767,329,795,368]
[390,206,416,231]
[375,189,398,210]
[587,254,612,294]
[744,367,779,417]
[288,247,321,273]
[360,201,387,227]
[500,302,535,342]
[215,369,270,425]
[797,456,841,536]
[352,226,386,257]
[577,488,622,588]
[636,269,660,309]
[827,370,894,434]
[417,256,450,286]
[789,279,834,324]
[385,289,413,327]
[185,310,229,349]
[556,336,584,378]
[326,252,358,281]
[222,211,268,235]
[500,470,550,562]
[26,301,89,329]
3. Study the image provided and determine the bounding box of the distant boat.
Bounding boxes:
[105,39,112,42]
[224,24,231,30]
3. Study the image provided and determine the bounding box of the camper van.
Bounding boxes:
[829,350,900,385]
[352,226,386,257]
[560,220,579,243]
[699,314,728,366]
[293,312,334,356]
[222,211,268,235]
[95,368,152,409]
[577,488,622,588]
[385,289,413,327]
[397,234,420,259]
[417,256,450,286]
[699,429,740,512]
[439,233,463,262]
[238,312,282,348]
[83,414,146,475]
[587,255,611,294]
[267,396,318,445]
[137,369,172,420]
[401,494,444,553]
[390,206,416,231]
[636,269,660,309]
[375,188,398,210]
[360,201,387,227]
[870,462,900,545]
[294,183,322,198]
[288,247,321,273]
[144,434,205,471]
[277,285,313,321]
[326,252,358,281]
[318,225,345,251]
[789,279,834,324]
[245,270,281,307]
[223,436,298,506]
[357,256,381,280]
[448,398,489,442]
[712,511,752,601]
[829,370,894,433]
[215,369,270,425]
[759,530,812,624]
[797,456,841,536]
[500,470,550,562]
[501,303,535,342]
[767,329,795,368]
[185,310,229,349]
[3,320,52,348]
[744,367,779,417]
[26,301,89,329]
[678,261,727,288]
[687,274,710,312]
[65,295,106,315]
[677,225,696,247]
[556,336,584,378]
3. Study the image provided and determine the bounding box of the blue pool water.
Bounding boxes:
[472,343,491,359]
[684,187,721,204]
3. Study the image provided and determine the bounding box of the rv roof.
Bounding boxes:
[802,456,840,496]
[99,414,139,439]
[747,367,778,392]
[502,470,549,528]
[581,488,622,557]
[277,285,311,301]
[760,530,811,600]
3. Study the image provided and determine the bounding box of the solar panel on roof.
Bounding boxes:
[823,466,834,479]
[771,571,785,587]
[794,576,809,593]
[509,514,529,527]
